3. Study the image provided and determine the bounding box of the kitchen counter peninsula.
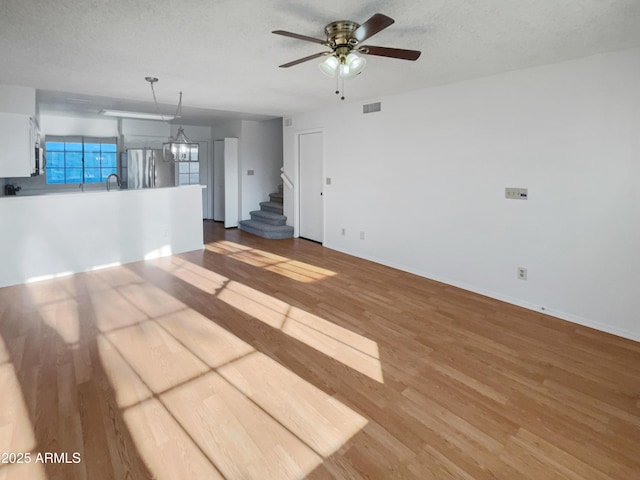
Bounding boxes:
[0,185,203,288]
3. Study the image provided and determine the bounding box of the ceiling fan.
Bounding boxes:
[273,13,421,99]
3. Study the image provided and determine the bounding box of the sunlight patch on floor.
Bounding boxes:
[153,257,383,383]
[124,396,225,479]
[156,309,255,369]
[25,279,72,306]
[162,371,323,480]
[3,258,371,480]
[0,458,47,480]
[153,256,228,295]
[225,281,384,382]
[0,334,9,365]
[0,362,44,480]
[37,298,81,345]
[283,308,383,383]
[219,281,290,329]
[95,287,367,480]
[26,280,81,345]
[205,240,337,283]
[89,288,149,333]
[218,351,368,456]
[116,283,186,319]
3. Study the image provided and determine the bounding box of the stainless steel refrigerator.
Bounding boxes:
[121,149,175,189]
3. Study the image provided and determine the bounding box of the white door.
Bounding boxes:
[223,138,239,228]
[213,140,225,221]
[299,132,323,242]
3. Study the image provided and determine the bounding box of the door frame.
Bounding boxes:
[213,139,225,222]
[223,137,239,228]
[295,128,324,243]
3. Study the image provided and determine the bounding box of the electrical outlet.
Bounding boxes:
[326,177,332,185]
[247,169,254,176]
[341,228,346,236]
[360,231,365,240]
[517,267,527,280]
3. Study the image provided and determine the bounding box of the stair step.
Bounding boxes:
[249,210,287,226]
[238,220,293,239]
[269,192,283,203]
[260,201,283,214]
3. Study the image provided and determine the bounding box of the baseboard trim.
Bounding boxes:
[323,242,640,343]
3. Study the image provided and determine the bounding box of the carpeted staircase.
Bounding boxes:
[238,185,294,239]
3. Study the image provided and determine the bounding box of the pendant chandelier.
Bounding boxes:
[162,93,198,163]
[145,77,199,162]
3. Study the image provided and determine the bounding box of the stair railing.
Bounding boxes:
[280,167,294,190]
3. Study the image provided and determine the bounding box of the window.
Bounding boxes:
[178,161,200,185]
[45,136,117,184]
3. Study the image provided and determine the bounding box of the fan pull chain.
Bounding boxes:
[333,69,346,100]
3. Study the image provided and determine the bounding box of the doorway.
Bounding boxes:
[298,131,323,243]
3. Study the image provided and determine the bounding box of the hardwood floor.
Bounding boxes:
[1,220,639,479]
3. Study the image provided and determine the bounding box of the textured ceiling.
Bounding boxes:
[1,0,640,125]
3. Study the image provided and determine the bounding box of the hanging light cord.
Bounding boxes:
[174,92,183,123]
[146,77,168,122]
[334,60,346,100]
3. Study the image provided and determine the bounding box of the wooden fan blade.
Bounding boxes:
[279,52,329,68]
[352,14,395,43]
[272,30,328,45]
[360,45,422,61]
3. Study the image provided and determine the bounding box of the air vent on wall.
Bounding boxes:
[284,117,293,127]
[363,102,381,114]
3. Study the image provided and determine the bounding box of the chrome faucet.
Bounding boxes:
[106,174,121,192]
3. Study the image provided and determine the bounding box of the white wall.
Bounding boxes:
[42,113,119,137]
[239,119,283,219]
[122,118,170,148]
[283,47,640,341]
[0,186,203,288]
[212,119,283,222]
[212,120,242,140]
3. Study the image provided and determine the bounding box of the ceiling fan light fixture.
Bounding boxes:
[319,52,366,79]
[319,55,340,77]
[277,13,419,100]
[342,52,366,78]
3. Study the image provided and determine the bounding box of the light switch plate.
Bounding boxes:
[247,170,254,176]
[326,177,332,185]
[505,187,528,200]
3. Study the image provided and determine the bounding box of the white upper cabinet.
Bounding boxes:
[0,112,36,177]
